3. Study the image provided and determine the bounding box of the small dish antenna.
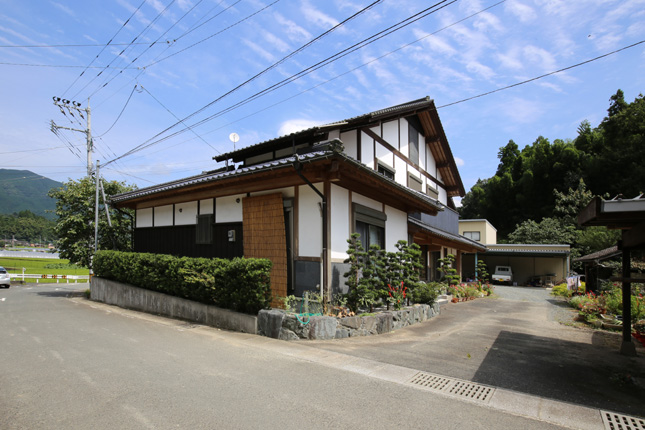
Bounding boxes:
[229,132,239,151]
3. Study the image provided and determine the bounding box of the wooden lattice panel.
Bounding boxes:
[243,193,288,306]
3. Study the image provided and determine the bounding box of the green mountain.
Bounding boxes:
[0,169,62,220]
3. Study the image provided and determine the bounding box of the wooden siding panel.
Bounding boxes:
[134,223,243,259]
[243,193,288,306]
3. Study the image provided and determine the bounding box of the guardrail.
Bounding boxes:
[9,274,90,283]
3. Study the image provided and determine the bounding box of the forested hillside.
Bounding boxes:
[0,169,62,219]
[458,90,643,260]
[0,211,56,244]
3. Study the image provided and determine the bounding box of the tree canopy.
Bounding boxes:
[459,90,645,242]
[48,177,136,268]
[0,210,56,244]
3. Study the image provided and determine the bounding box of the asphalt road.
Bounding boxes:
[305,285,645,417]
[0,283,569,430]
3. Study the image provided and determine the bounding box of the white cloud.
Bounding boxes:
[83,34,98,43]
[496,48,524,71]
[466,61,495,80]
[416,30,457,57]
[301,2,339,29]
[176,0,192,11]
[502,97,544,124]
[274,13,312,42]
[505,0,536,23]
[262,31,290,53]
[50,2,76,17]
[278,119,321,136]
[522,45,557,72]
[473,11,503,33]
[243,39,275,62]
[454,156,465,167]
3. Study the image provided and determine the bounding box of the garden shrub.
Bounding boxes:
[412,281,441,305]
[93,250,272,315]
[551,283,572,298]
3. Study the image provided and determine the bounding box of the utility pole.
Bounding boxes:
[50,97,93,177]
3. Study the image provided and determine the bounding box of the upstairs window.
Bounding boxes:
[463,231,481,242]
[377,163,395,180]
[353,203,386,249]
[407,116,422,165]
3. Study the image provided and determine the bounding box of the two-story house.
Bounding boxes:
[111,97,485,302]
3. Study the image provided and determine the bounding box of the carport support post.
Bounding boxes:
[620,245,636,356]
[474,252,478,282]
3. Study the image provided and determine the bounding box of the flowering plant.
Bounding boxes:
[388,281,408,310]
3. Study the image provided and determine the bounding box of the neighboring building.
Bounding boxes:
[459,219,570,286]
[111,97,484,301]
[458,219,496,244]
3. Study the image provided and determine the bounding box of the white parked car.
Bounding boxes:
[0,266,10,288]
[492,266,513,285]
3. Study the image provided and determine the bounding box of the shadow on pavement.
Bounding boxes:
[472,330,645,417]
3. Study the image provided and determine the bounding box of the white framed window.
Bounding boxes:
[463,231,481,242]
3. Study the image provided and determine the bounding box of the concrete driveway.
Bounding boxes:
[304,286,645,418]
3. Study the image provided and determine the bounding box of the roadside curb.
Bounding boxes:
[74,297,642,430]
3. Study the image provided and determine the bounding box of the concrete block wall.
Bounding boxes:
[91,277,257,334]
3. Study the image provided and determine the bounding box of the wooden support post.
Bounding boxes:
[620,244,637,356]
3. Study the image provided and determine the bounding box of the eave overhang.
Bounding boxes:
[111,149,442,216]
[213,96,465,198]
[408,216,486,253]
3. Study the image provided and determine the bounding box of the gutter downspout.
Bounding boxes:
[293,155,328,304]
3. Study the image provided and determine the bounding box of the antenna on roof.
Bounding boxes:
[229,132,239,151]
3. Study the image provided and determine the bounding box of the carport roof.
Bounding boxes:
[483,244,570,257]
[408,216,486,252]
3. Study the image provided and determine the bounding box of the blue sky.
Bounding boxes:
[1,0,644,204]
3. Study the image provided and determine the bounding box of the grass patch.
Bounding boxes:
[0,257,88,283]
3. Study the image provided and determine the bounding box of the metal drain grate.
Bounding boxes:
[448,380,495,402]
[602,411,645,430]
[408,372,495,403]
[409,373,453,391]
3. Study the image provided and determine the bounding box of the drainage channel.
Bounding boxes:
[601,411,645,430]
[408,371,495,403]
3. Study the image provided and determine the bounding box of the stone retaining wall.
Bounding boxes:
[258,303,440,340]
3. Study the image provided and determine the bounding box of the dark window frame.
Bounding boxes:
[353,203,387,249]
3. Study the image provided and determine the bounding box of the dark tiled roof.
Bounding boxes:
[111,148,442,214]
[214,97,433,162]
[111,151,329,203]
[574,246,621,263]
[408,216,486,251]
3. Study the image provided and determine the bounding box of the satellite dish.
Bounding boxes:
[229,132,239,151]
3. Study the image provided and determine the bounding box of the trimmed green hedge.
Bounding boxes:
[93,251,272,315]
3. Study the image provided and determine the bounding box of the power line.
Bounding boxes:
[0,62,136,69]
[90,0,282,111]
[0,42,159,48]
[95,84,138,137]
[85,0,208,100]
[139,85,219,152]
[437,39,645,109]
[60,0,147,98]
[143,0,276,69]
[69,0,178,101]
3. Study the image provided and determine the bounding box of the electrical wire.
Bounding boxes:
[104,0,455,165]
[60,0,147,98]
[85,0,208,100]
[69,0,178,101]
[143,0,275,69]
[139,85,219,152]
[95,84,138,137]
